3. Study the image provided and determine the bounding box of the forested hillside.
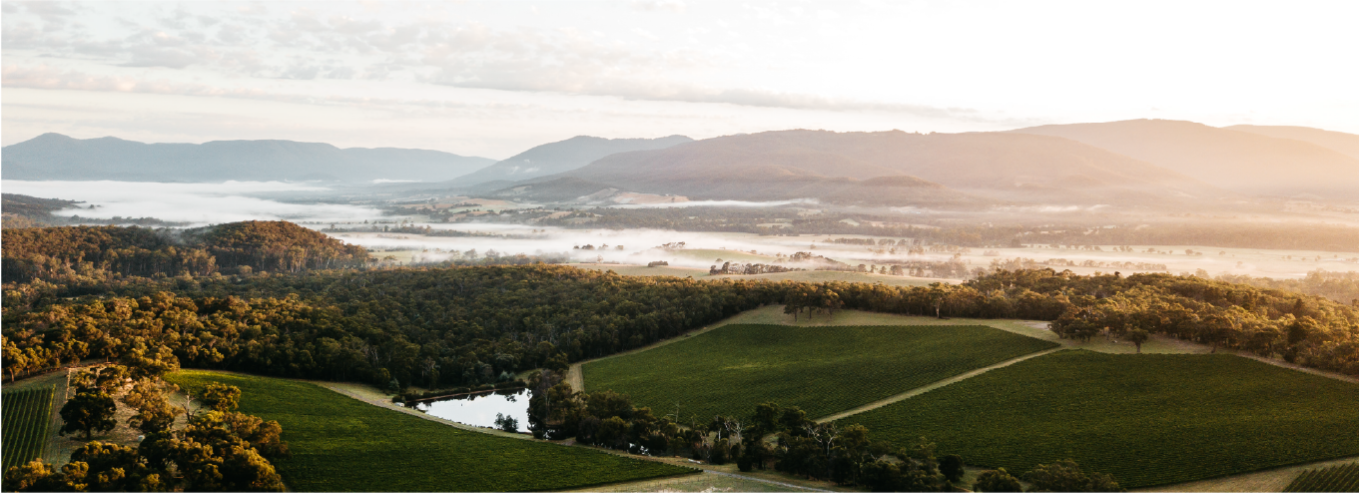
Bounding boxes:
[1,221,368,285]
[4,232,1356,392]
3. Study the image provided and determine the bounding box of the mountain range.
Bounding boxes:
[1013,120,1357,200]
[446,135,694,188]
[5,120,1355,207]
[509,129,1213,207]
[2,133,495,183]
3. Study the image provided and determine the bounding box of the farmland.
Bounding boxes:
[164,371,696,492]
[1,385,55,470]
[1285,463,1359,492]
[582,323,1059,420]
[842,350,1360,488]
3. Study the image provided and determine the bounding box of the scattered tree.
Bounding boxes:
[59,391,118,439]
[1022,459,1123,492]
[974,468,1023,492]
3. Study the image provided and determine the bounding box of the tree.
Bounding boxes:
[3,460,68,492]
[1124,329,1149,354]
[1022,459,1123,492]
[974,468,1023,492]
[59,391,118,439]
[201,382,242,412]
[939,454,965,483]
[70,365,128,394]
[128,397,184,434]
[495,413,520,433]
[123,378,185,434]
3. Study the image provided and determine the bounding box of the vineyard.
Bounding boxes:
[1,385,56,470]
[842,350,1359,489]
[165,371,695,492]
[582,324,1059,420]
[1285,463,1359,492]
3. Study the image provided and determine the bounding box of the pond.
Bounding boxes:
[403,388,532,433]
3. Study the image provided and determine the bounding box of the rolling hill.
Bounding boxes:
[1013,120,1358,200]
[446,134,693,187]
[1,133,495,183]
[515,129,1217,206]
[1224,124,1358,159]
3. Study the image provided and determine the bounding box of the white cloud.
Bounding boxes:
[630,1,687,14]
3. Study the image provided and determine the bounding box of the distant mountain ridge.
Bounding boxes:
[1013,120,1358,200]
[2,133,496,183]
[447,135,694,187]
[509,129,1218,207]
[1223,124,1358,159]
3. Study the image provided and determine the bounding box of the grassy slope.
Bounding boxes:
[842,350,1359,489]
[583,324,1058,420]
[166,371,694,492]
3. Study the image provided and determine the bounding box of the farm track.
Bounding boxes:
[815,347,1064,423]
[703,470,829,492]
[568,320,732,392]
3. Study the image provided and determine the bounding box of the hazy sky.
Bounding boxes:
[3,0,1356,158]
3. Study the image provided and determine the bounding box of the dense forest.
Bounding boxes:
[1,222,369,285]
[3,222,1357,398]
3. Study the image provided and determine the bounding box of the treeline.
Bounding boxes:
[4,262,1356,399]
[710,262,802,275]
[525,370,1121,491]
[990,257,1169,273]
[1213,270,1358,306]
[2,265,785,388]
[1,222,370,285]
[778,270,1357,374]
[526,369,965,491]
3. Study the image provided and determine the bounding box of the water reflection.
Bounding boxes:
[403,388,532,432]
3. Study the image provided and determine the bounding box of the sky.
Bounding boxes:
[2,0,1357,159]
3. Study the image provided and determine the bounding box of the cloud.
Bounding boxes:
[0,64,530,116]
[0,4,1005,123]
[630,1,687,13]
[122,46,199,68]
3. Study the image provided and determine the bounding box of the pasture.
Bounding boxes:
[582,323,1058,420]
[1,385,55,469]
[165,371,695,492]
[842,350,1359,489]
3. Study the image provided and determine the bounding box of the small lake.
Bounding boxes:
[403,389,532,432]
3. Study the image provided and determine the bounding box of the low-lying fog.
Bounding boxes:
[5,180,386,225]
[339,226,1352,280]
[10,180,1355,280]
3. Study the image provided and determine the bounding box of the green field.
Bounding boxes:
[842,350,1359,489]
[1,386,55,469]
[165,371,695,492]
[582,324,1059,420]
[1285,463,1359,493]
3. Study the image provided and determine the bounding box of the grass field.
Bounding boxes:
[582,324,1059,420]
[842,350,1359,489]
[165,371,696,492]
[1284,463,1359,492]
[1,385,55,469]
